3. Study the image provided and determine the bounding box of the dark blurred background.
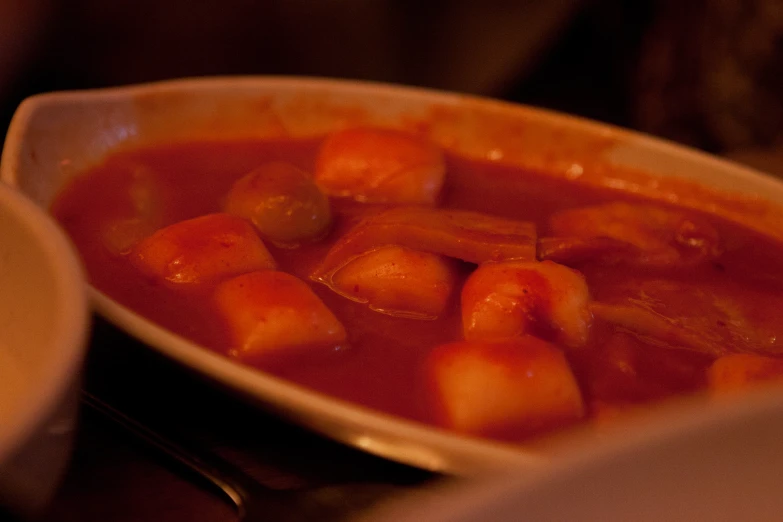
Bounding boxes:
[1,0,782,165]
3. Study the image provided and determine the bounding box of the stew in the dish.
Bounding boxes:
[52,127,783,443]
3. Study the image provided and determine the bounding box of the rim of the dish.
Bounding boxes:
[0,182,89,464]
[9,74,780,178]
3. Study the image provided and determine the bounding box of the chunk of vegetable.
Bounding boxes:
[590,278,783,358]
[223,162,332,246]
[330,245,457,319]
[590,302,722,356]
[314,127,445,205]
[214,270,347,360]
[708,353,783,394]
[426,337,585,438]
[548,202,721,267]
[584,332,711,404]
[100,163,164,254]
[537,236,638,266]
[461,260,592,348]
[130,213,276,285]
[311,206,536,284]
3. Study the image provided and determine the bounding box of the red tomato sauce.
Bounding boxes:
[51,138,783,442]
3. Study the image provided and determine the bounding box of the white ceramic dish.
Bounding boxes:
[357,385,783,522]
[0,182,89,517]
[2,76,783,475]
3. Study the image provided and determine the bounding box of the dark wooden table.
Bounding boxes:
[43,317,438,521]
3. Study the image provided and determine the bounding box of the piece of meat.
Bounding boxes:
[461,260,592,348]
[547,202,722,267]
[537,236,640,266]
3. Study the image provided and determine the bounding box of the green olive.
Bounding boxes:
[224,162,332,246]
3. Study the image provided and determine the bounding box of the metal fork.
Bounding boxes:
[81,392,411,521]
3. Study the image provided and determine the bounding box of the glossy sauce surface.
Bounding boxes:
[52,139,783,441]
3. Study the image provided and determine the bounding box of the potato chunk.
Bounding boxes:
[214,271,347,360]
[223,162,331,246]
[708,353,783,394]
[426,337,585,438]
[100,163,164,255]
[315,127,445,205]
[130,213,276,285]
[330,246,457,319]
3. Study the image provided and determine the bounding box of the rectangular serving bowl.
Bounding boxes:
[3,76,783,475]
